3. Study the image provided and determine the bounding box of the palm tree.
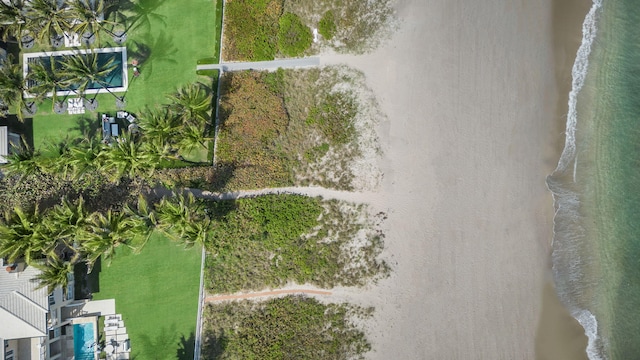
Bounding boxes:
[60,51,122,109]
[32,254,75,292]
[97,133,159,182]
[178,123,213,156]
[174,220,210,249]
[26,0,73,47]
[65,137,103,179]
[45,197,88,251]
[0,206,54,264]
[36,138,76,177]
[67,0,117,46]
[123,195,157,252]
[27,56,74,113]
[3,138,44,179]
[155,193,210,247]
[0,0,32,47]
[167,82,212,127]
[0,54,39,120]
[137,107,181,151]
[80,210,133,266]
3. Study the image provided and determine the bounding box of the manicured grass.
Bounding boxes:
[30,0,219,152]
[91,232,201,360]
[123,0,217,112]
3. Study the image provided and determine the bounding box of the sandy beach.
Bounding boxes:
[319,0,592,358]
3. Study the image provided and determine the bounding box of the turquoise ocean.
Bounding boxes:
[547,0,640,358]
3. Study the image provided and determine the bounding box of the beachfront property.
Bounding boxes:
[0,258,131,360]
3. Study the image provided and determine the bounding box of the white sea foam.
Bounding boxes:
[574,309,605,360]
[554,0,603,177]
[548,0,605,359]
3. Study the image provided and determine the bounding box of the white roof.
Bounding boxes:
[0,126,7,164]
[0,259,49,339]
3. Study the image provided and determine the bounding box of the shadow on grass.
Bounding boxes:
[126,0,169,33]
[176,332,195,360]
[128,31,177,77]
[74,257,102,300]
[137,324,178,360]
[72,115,102,139]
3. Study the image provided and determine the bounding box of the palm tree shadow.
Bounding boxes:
[137,324,178,360]
[128,31,177,77]
[209,162,237,192]
[201,329,229,359]
[72,116,101,139]
[176,332,195,360]
[126,0,168,33]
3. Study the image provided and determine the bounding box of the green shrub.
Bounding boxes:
[304,142,330,161]
[277,12,313,57]
[318,10,336,40]
[204,195,389,293]
[203,296,372,360]
[306,91,358,145]
[223,0,283,61]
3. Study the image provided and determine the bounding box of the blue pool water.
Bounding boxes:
[73,323,95,360]
[28,51,124,90]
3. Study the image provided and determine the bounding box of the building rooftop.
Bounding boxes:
[0,258,49,339]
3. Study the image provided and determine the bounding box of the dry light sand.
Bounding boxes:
[318,0,592,358]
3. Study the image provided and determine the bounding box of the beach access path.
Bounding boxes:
[196,56,320,72]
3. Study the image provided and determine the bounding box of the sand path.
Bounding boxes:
[205,288,332,302]
[196,57,320,71]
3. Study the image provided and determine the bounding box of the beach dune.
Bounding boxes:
[322,0,590,358]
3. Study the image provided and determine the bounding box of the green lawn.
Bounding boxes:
[91,232,201,360]
[30,0,220,153]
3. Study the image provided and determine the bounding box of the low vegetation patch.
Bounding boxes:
[214,66,382,191]
[284,0,395,54]
[205,194,388,294]
[318,10,337,40]
[223,0,284,61]
[202,296,372,360]
[222,0,394,60]
[215,71,291,190]
[277,12,313,57]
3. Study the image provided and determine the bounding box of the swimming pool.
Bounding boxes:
[23,47,128,97]
[73,323,96,360]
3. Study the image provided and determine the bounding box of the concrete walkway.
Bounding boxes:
[196,57,320,72]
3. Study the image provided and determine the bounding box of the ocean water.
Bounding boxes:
[547,0,640,359]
